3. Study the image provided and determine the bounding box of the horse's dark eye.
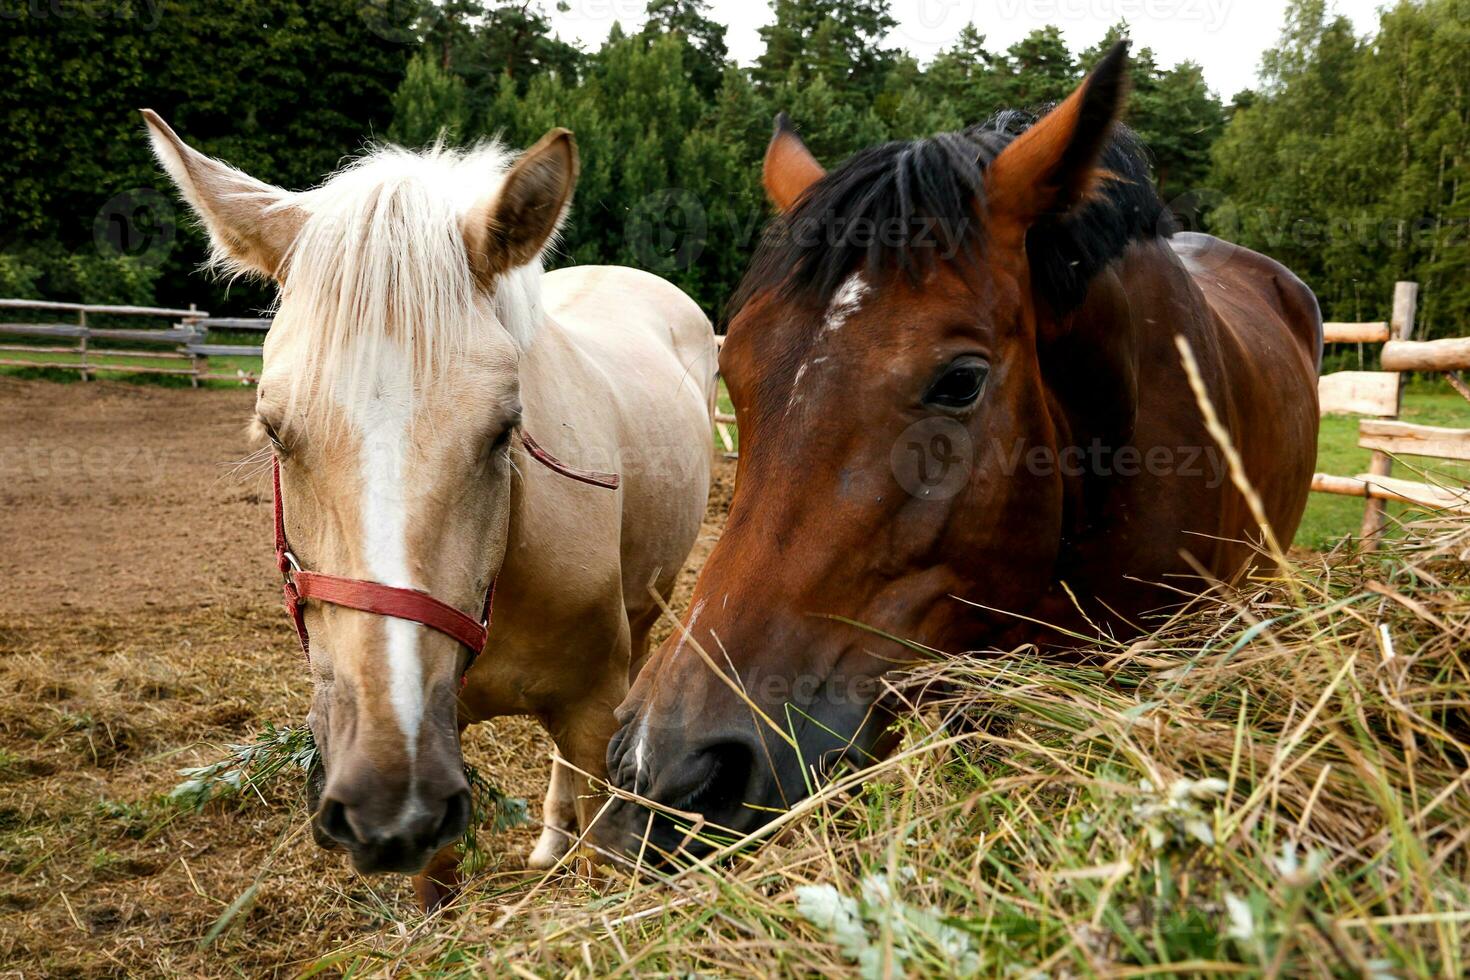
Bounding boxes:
[924,358,989,409]
[258,417,286,453]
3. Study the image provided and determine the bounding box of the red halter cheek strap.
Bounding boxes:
[273,430,619,669]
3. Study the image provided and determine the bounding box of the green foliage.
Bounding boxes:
[640,0,730,99]
[390,51,470,146]
[169,723,318,810]
[0,254,42,300]
[753,0,898,100]
[50,254,162,306]
[0,0,414,316]
[1208,0,1470,337]
[422,0,582,125]
[22,0,1464,338]
[0,246,160,306]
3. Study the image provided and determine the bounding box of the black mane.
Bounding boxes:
[729,111,1174,323]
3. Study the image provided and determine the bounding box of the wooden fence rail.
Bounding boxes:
[1309,281,1470,544]
[0,300,270,384]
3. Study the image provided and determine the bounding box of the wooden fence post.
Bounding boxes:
[77,308,89,381]
[187,302,203,388]
[1359,281,1420,546]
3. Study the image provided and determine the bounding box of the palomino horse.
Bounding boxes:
[143,114,717,906]
[592,43,1321,860]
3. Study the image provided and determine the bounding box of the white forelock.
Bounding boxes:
[268,141,546,412]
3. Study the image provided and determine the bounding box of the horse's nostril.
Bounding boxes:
[432,790,471,850]
[319,797,357,846]
[674,738,756,814]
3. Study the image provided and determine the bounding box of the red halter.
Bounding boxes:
[273,430,619,668]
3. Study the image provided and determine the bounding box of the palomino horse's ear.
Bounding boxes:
[984,41,1131,237]
[139,109,304,282]
[762,113,826,212]
[465,128,578,287]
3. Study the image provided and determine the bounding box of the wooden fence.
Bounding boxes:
[0,299,269,385]
[17,292,1462,539]
[1310,281,1470,545]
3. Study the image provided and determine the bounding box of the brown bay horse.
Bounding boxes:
[143,114,718,907]
[592,43,1321,861]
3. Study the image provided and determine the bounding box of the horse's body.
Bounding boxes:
[436,265,716,889]
[143,115,716,905]
[1012,230,1321,644]
[591,45,1322,861]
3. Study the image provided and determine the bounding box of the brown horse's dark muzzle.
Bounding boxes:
[593,677,893,866]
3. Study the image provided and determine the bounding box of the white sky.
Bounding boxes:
[549,0,1387,99]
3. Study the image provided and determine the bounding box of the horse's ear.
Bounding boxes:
[763,113,825,212]
[984,41,1130,236]
[140,109,303,282]
[466,128,578,286]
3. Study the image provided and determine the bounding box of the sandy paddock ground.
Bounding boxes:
[0,377,733,976]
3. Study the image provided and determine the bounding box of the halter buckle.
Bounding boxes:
[281,550,301,582]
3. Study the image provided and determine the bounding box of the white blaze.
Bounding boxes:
[344,361,423,765]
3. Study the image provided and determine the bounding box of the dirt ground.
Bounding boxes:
[0,377,734,977]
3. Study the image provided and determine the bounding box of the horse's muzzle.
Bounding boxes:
[315,786,471,874]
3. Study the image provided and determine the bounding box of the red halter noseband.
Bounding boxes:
[273,430,619,668]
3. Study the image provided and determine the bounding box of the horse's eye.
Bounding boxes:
[924,358,989,409]
[488,425,514,455]
[258,417,286,452]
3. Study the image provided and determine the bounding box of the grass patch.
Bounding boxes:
[315,516,1470,976]
[1299,385,1470,550]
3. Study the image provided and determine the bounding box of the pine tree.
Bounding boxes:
[928,26,1008,125]
[753,0,898,100]
[641,0,730,99]
[389,52,470,147]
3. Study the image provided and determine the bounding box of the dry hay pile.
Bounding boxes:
[3,512,1467,976]
[352,516,1470,977]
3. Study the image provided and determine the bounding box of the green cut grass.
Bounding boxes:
[1299,385,1470,550]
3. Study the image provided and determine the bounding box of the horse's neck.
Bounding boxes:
[517,313,581,429]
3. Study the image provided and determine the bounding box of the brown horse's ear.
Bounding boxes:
[140,109,304,282]
[465,128,578,287]
[985,41,1131,236]
[763,113,826,212]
